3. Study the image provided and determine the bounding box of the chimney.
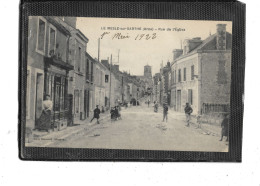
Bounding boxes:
[216,24,227,50]
[173,49,183,61]
[182,37,203,55]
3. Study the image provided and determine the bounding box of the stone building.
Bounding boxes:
[94,60,106,109]
[153,73,161,103]
[26,16,74,131]
[55,17,89,122]
[85,52,96,118]
[170,24,232,115]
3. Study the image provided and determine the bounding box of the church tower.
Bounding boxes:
[144,65,152,78]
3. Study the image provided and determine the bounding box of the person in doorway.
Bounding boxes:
[35,94,53,132]
[184,103,193,127]
[220,113,229,141]
[90,105,101,124]
[162,103,168,122]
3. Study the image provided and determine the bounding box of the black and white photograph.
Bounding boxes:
[24,16,232,152]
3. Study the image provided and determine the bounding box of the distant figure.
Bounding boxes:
[148,100,150,107]
[35,94,53,132]
[154,101,158,112]
[110,107,116,122]
[115,106,121,120]
[184,103,193,127]
[90,105,101,124]
[220,114,229,141]
[101,106,105,113]
[196,114,202,128]
[162,103,168,122]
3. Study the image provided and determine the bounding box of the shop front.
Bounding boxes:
[44,56,73,130]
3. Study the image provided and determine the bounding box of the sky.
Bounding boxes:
[76,17,232,76]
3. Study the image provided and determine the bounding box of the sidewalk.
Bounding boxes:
[159,107,222,137]
[26,111,110,147]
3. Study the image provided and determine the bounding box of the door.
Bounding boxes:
[35,73,43,125]
[84,90,87,118]
[54,76,61,120]
[84,89,90,118]
[177,90,181,112]
[67,94,73,126]
[87,90,90,117]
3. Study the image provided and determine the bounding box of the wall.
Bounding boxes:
[200,51,231,106]
[174,54,199,113]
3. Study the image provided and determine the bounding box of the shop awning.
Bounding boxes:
[44,57,74,71]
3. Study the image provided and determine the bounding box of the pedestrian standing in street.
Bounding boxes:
[90,105,101,124]
[162,103,168,122]
[35,94,53,132]
[184,103,193,127]
[148,100,150,107]
[220,113,229,141]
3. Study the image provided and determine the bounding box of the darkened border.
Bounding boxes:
[19,0,245,162]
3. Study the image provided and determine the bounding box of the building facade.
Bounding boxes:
[170,24,232,115]
[85,52,96,118]
[26,16,74,131]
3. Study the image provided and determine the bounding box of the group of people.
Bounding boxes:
[90,105,122,124]
[37,94,229,142]
[110,106,122,121]
[153,101,229,142]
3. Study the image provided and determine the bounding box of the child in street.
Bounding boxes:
[196,114,202,129]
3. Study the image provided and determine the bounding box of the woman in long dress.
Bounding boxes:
[35,95,53,132]
[220,113,229,141]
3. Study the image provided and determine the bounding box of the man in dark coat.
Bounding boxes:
[184,103,193,127]
[90,105,101,124]
[162,103,168,122]
[220,113,229,141]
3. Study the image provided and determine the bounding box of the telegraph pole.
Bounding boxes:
[109,54,112,108]
[98,38,100,62]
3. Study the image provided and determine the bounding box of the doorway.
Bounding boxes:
[34,73,44,127]
[177,90,181,112]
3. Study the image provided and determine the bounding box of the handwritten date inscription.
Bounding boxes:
[100,32,157,40]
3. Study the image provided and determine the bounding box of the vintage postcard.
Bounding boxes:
[24,16,232,152]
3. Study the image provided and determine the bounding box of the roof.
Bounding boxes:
[76,29,89,43]
[175,32,232,61]
[85,52,96,62]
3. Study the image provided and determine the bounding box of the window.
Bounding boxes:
[48,26,56,56]
[178,69,181,82]
[78,47,81,72]
[171,71,174,85]
[183,68,186,81]
[36,18,46,53]
[90,62,94,82]
[174,70,176,83]
[74,90,79,113]
[191,65,194,80]
[105,75,109,83]
[86,59,89,80]
[188,89,193,105]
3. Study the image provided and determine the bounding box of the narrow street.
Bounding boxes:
[47,103,228,152]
